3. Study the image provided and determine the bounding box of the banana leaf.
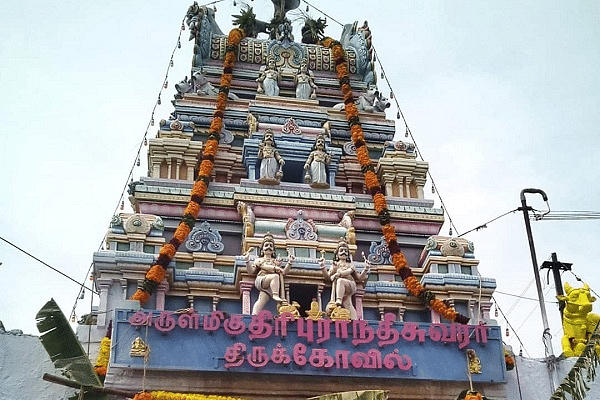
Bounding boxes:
[36,298,102,387]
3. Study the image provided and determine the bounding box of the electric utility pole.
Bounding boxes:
[519,188,556,392]
[541,252,572,320]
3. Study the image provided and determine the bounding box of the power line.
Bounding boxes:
[533,210,600,221]
[0,235,98,295]
[493,297,530,357]
[494,289,558,305]
[458,209,519,237]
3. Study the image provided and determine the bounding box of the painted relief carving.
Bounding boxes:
[185,221,225,254]
[338,210,356,245]
[368,237,391,265]
[303,134,331,188]
[237,201,256,241]
[440,238,465,257]
[285,210,318,241]
[294,62,318,100]
[320,238,370,320]
[245,233,295,315]
[256,57,281,96]
[258,128,285,185]
[282,117,301,135]
[334,86,391,113]
[246,112,258,136]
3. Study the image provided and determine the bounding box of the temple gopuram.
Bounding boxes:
[80,2,506,399]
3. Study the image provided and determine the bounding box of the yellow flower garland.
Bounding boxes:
[94,336,111,377]
[133,392,249,400]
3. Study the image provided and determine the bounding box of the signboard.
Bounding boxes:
[111,309,506,382]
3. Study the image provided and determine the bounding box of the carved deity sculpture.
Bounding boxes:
[246,112,258,136]
[256,58,281,97]
[320,238,370,320]
[258,129,285,184]
[245,233,294,315]
[338,210,356,245]
[294,63,318,100]
[303,134,331,188]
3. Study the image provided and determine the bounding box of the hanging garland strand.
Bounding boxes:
[131,27,246,303]
[319,37,469,325]
[133,391,249,400]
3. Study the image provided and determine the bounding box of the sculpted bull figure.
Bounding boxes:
[557,282,600,357]
[333,86,391,113]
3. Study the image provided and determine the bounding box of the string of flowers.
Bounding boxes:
[93,321,112,379]
[319,37,469,324]
[131,27,246,303]
[133,392,249,400]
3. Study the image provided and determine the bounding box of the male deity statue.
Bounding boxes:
[258,128,285,184]
[256,57,281,97]
[245,233,295,314]
[319,238,370,320]
[303,134,331,188]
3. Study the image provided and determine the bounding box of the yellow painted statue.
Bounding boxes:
[557,282,600,357]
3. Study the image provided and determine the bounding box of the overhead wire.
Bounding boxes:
[0,235,98,296]
[493,297,530,357]
[458,208,519,237]
[532,210,600,221]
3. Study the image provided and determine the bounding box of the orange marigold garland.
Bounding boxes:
[321,37,469,325]
[131,28,246,304]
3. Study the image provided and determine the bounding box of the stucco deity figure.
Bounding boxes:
[245,233,294,314]
[258,129,285,184]
[256,58,281,96]
[303,134,331,188]
[246,112,258,136]
[294,63,318,100]
[319,238,370,320]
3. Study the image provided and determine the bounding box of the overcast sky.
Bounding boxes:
[1,0,599,358]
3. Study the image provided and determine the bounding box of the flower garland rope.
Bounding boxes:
[133,392,248,400]
[131,27,246,303]
[320,37,469,324]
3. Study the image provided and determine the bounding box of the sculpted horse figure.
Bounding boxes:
[557,282,600,357]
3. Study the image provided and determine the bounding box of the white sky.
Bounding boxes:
[1,0,599,359]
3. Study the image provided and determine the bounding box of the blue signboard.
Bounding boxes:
[111,308,506,382]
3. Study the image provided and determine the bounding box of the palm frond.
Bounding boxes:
[36,298,102,387]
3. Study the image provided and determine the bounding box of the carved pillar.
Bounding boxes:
[397,304,406,322]
[480,301,493,322]
[468,299,477,323]
[120,279,128,300]
[187,165,195,181]
[380,173,394,197]
[403,177,410,198]
[378,306,386,321]
[187,295,195,309]
[156,281,168,311]
[212,297,220,311]
[167,160,173,179]
[240,281,254,315]
[354,288,365,320]
[175,160,182,180]
[284,283,290,303]
[248,164,257,181]
[97,281,111,327]
[317,285,324,310]
[152,163,161,179]
[329,170,336,188]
